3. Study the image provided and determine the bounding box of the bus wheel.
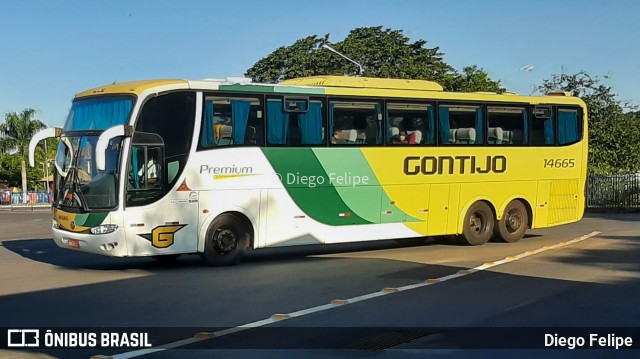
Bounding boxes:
[202,214,247,266]
[460,202,494,246]
[494,200,527,243]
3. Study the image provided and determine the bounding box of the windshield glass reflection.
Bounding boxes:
[54,135,121,210]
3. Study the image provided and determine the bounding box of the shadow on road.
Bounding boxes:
[1,214,639,358]
[1,236,440,271]
[1,241,639,358]
[1,232,551,272]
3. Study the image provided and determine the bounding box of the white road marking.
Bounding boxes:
[95,231,601,359]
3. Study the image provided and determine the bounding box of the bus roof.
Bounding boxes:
[280,76,444,91]
[279,76,585,107]
[74,79,188,98]
[74,76,586,108]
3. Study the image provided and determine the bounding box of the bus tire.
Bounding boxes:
[202,214,247,266]
[494,200,527,243]
[459,201,494,246]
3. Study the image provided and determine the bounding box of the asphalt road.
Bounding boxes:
[0,210,639,358]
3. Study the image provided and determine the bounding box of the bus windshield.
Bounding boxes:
[63,96,133,131]
[53,96,133,211]
[54,135,122,210]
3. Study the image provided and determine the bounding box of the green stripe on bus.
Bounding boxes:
[262,148,370,225]
[73,212,108,227]
[313,148,420,223]
[312,148,383,223]
[219,84,325,95]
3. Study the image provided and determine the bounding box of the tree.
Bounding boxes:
[442,65,504,93]
[245,26,503,92]
[0,109,47,191]
[536,71,640,174]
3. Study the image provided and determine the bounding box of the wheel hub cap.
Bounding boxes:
[470,214,483,234]
[214,228,237,254]
[506,210,522,232]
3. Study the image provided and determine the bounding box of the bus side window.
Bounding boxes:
[532,111,555,145]
[271,99,324,146]
[201,97,263,148]
[386,103,435,145]
[329,101,381,145]
[439,105,483,145]
[267,99,288,145]
[131,91,195,207]
[128,145,162,190]
[558,109,580,145]
[487,107,528,145]
[299,101,324,145]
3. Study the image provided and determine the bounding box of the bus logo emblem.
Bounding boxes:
[138,224,187,248]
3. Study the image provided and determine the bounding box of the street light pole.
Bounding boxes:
[41,162,50,194]
[321,44,365,76]
[41,162,45,191]
[519,65,535,72]
[501,65,535,92]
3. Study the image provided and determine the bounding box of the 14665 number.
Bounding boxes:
[544,158,575,168]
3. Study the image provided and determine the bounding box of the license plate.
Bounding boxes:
[67,239,80,248]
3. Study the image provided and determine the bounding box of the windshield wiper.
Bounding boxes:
[72,168,90,212]
[60,167,89,211]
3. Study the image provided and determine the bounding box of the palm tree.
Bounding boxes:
[0,109,46,159]
[0,108,46,194]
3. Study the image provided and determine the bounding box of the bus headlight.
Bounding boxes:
[90,224,119,234]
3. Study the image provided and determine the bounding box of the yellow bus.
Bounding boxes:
[29,75,587,266]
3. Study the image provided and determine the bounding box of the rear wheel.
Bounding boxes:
[459,201,494,246]
[201,214,248,266]
[494,200,528,243]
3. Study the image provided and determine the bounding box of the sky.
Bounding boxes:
[1,0,638,128]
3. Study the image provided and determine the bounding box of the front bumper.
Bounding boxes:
[52,227,128,257]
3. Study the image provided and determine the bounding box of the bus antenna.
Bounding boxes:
[112,67,124,85]
[321,44,365,76]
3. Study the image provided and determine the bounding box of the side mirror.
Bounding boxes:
[96,125,133,170]
[29,127,62,167]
